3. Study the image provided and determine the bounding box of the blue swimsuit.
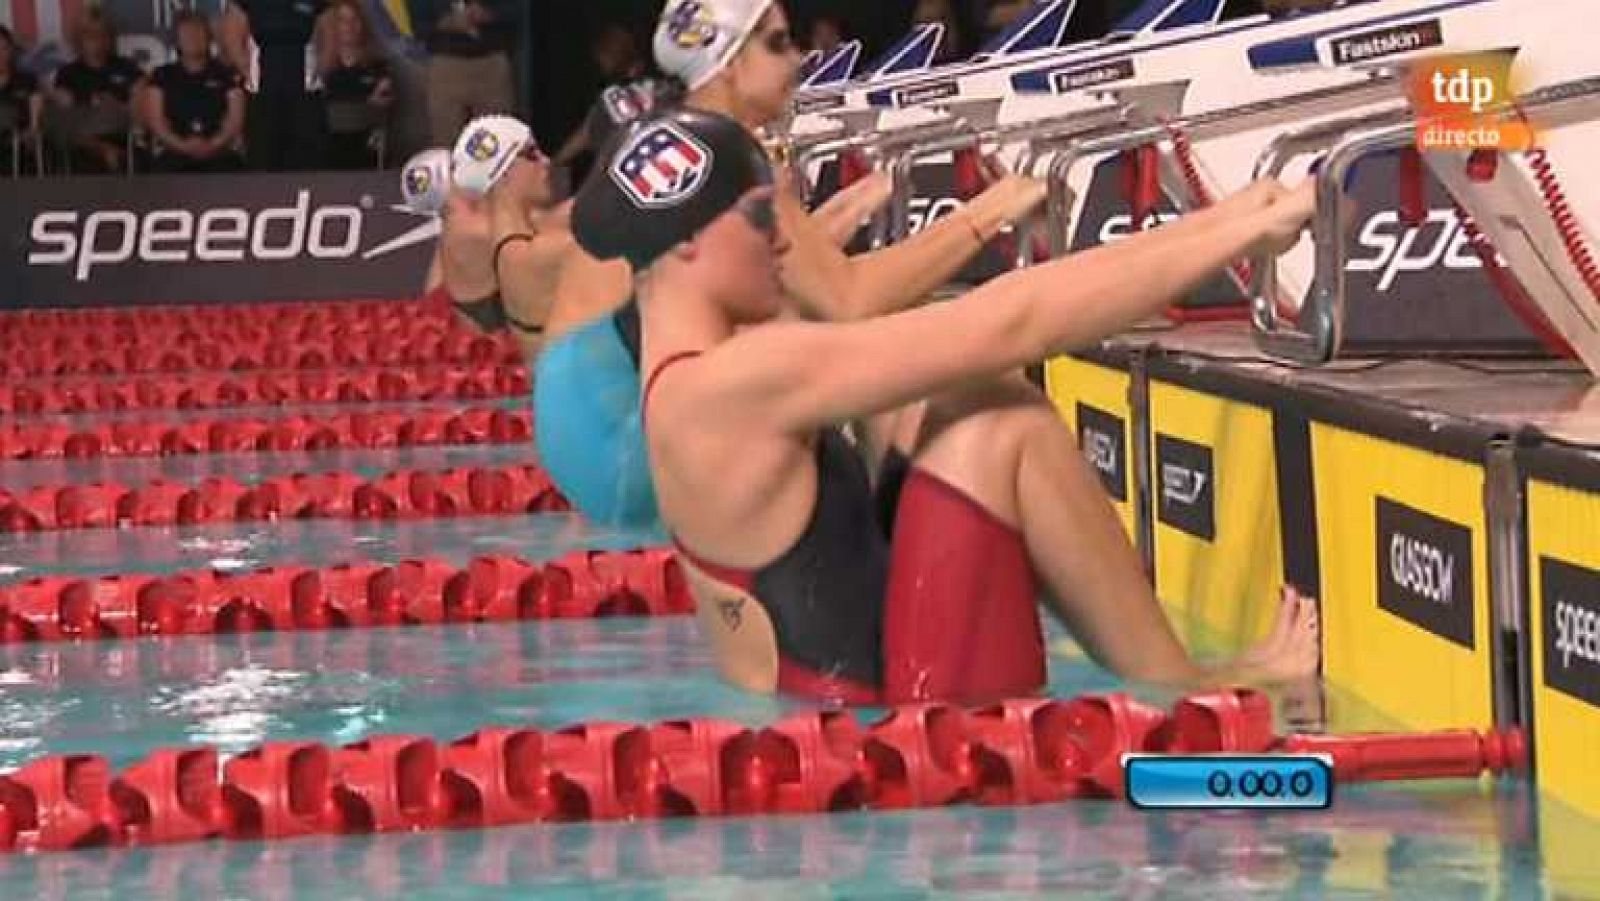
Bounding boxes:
[531,300,660,529]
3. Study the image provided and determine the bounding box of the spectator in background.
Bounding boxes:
[50,8,144,174]
[806,13,846,57]
[318,0,394,169]
[145,12,245,174]
[0,25,44,175]
[913,0,967,62]
[414,0,515,146]
[221,0,328,171]
[980,0,1032,41]
[590,22,647,85]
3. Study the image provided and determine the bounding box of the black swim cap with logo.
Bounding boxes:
[572,107,773,271]
[586,78,684,157]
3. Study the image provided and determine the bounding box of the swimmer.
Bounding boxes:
[572,107,1322,704]
[652,0,1049,326]
[400,146,504,333]
[427,36,1033,530]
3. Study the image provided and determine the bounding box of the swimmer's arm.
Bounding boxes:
[775,175,1037,322]
[711,186,1311,429]
[491,233,566,331]
[809,172,892,248]
[438,193,498,305]
[552,251,633,325]
[422,249,443,295]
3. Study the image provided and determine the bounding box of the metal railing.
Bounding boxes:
[1249,76,1600,365]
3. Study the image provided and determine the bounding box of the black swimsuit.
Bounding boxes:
[643,351,903,701]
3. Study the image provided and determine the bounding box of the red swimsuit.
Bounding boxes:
[644,352,1047,705]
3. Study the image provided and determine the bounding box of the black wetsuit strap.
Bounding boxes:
[612,298,642,367]
[452,294,507,333]
[504,309,545,336]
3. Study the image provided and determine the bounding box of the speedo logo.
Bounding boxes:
[905,196,963,235]
[1075,403,1126,502]
[1347,208,1505,292]
[1084,430,1117,476]
[1099,211,1180,244]
[1154,433,1214,540]
[1161,464,1206,506]
[28,190,438,282]
[1555,601,1600,669]
[1329,20,1443,65]
[1540,556,1600,707]
[1389,533,1455,607]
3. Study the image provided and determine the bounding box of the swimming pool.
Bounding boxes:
[0,315,1589,900]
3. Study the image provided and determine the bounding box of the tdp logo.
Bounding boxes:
[666,1,720,49]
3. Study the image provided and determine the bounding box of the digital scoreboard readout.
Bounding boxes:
[1122,754,1334,810]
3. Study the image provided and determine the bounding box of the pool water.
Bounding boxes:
[0,609,1567,900]
[0,395,1591,900]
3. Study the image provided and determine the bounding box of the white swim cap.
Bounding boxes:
[451,114,536,197]
[654,0,776,92]
[399,147,453,215]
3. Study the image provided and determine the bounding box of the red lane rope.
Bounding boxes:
[0,405,532,461]
[0,688,1525,854]
[0,549,687,644]
[0,318,489,350]
[0,463,570,533]
[0,363,530,415]
[0,298,458,334]
[0,333,520,379]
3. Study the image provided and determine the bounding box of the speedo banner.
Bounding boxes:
[1338,150,1549,354]
[1042,352,1138,545]
[1146,373,1285,656]
[1520,441,1600,892]
[1068,153,1245,317]
[1,170,436,308]
[806,152,1023,284]
[1310,421,1494,732]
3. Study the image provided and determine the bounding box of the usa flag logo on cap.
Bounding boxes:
[611,122,713,208]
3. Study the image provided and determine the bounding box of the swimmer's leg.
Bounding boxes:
[889,377,1318,694]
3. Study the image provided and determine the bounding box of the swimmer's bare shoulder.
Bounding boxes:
[546,236,632,336]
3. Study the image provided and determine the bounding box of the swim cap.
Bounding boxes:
[587,78,683,156]
[572,107,773,271]
[400,147,453,216]
[654,0,775,91]
[451,114,536,197]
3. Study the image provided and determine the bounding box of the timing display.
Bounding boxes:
[1122,754,1334,810]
